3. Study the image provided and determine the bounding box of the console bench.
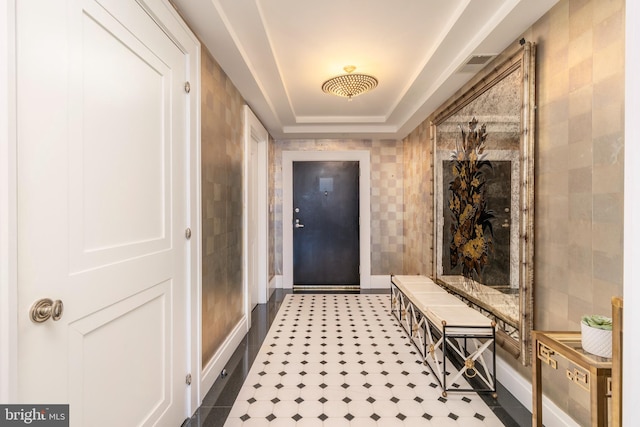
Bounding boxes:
[390,274,497,396]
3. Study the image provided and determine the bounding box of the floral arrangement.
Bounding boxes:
[448,118,494,282]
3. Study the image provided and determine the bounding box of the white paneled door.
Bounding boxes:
[17,0,191,425]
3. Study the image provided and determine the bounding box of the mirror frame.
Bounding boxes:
[431,42,535,365]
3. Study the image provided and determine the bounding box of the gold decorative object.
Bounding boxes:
[464,358,477,378]
[566,367,590,391]
[448,118,493,284]
[321,66,378,100]
[537,342,558,369]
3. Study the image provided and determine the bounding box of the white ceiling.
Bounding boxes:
[172,0,559,140]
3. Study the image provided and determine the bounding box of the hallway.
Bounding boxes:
[184,290,531,427]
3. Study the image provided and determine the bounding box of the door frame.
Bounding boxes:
[140,0,202,414]
[243,106,269,316]
[283,150,371,289]
[0,0,203,415]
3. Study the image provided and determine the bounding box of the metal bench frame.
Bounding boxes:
[390,275,497,396]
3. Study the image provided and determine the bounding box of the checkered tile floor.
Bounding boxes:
[223,294,506,426]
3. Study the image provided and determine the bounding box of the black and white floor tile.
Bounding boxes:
[223,294,506,426]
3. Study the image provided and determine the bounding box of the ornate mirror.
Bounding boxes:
[432,42,535,365]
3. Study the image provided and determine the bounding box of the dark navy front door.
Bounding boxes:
[293,161,360,286]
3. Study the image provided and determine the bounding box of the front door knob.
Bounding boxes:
[30,298,64,323]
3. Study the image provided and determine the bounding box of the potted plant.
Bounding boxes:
[581,314,612,358]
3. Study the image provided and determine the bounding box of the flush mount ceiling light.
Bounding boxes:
[321,65,378,100]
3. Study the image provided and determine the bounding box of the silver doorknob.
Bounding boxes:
[30,298,64,323]
[294,219,305,228]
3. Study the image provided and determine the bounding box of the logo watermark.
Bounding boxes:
[0,405,68,426]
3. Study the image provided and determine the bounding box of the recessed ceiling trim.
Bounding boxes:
[380,0,473,121]
[254,0,299,122]
[209,0,286,127]
[392,0,535,137]
[296,116,387,124]
[282,124,398,134]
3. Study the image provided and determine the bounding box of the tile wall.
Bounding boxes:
[402,121,433,277]
[529,0,624,421]
[201,47,245,367]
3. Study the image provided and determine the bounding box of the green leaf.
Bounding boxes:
[581,314,612,330]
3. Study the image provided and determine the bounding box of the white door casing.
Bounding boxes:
[282,150,371,289]
[243,106,269,310]
[249,138,259,309]
[15,0,199,425]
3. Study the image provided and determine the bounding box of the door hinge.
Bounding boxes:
[184,81,191,94]
[185,373,192,385]
[185,227,192,239]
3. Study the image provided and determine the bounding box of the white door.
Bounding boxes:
[16,0,190,425]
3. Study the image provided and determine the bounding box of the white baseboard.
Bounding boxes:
[199,315,249,403]
[369,275,391,289]
[271,275,282,289]
[497,356,578,427]
[268,275,280,298]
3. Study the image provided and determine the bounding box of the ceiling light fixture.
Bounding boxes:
[321,65,378,101]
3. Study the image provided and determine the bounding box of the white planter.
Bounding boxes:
[581,322,612,358]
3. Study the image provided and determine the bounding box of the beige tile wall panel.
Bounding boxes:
[201,47,245,368]
[402,121,432,276]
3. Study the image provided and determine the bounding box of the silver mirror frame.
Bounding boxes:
[432,42,535,365]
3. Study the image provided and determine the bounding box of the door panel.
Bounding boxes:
[293,161,359,286]
[16,0,188,425]
[69,2,171,272]
[69,282,170,425]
